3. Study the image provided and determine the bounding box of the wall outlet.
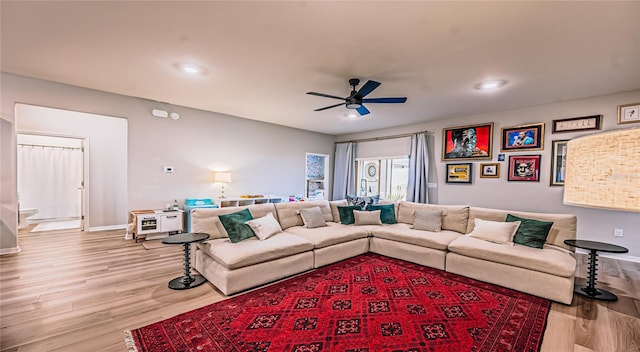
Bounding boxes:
[614,228,624,237]
[164,166,174,173]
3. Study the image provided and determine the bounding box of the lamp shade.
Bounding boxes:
[563,128,640,212]
[214,172,232,183]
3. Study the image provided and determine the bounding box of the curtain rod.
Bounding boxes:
[335,130,433,144]
[18,143,83,151]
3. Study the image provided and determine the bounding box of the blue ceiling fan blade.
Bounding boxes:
[357,80,381,98]
[362,97,407,104]
[356,105,370,115]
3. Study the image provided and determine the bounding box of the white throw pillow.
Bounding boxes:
[299,207,327,228]
[412,209,443,232]
[468,218,521,244]
[353,210,383,225]
[245,213,282,240]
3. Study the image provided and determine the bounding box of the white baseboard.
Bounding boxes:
[0,246,21,256]
[575,248,640,263]
[88,224,127,232]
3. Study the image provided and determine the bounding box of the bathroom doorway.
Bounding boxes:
[17,134,85,232]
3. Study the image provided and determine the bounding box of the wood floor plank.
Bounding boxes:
[1,228,639,351]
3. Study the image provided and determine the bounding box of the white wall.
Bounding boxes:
[338,90,640,259]
[0,73,335,247]
[0,112,18,254]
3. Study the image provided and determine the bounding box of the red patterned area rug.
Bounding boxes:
[126,253,550,352]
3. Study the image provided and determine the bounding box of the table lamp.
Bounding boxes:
[214,172,232,198]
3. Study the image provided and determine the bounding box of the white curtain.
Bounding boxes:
[18,146,82,220]
[407,132,429,203]
[332,142,356,200]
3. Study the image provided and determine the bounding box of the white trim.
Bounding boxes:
[0,246,21,255]
[89,224,127,232]
[575,248,640,263]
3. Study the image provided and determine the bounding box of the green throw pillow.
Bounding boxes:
[367,204,397,224]
[505,214,553,249]
[219,209,256,243]
[337,205,362,225]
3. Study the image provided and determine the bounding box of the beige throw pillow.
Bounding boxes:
[412,209,443,232]
[353,210,383,225]
[245,213,282,240]
[468,218,521,244]
[299,207,327,228]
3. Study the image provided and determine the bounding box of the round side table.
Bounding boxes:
[162,232,210,290]
[564,239,628,301]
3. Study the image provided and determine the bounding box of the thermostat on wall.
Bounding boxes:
[164,166,174,173]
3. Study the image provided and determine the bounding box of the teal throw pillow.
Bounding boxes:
[367,204,397,224]
[505,214,553,249]
[337,205,362,225]
[218,209,256,243]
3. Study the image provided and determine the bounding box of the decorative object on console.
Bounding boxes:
[500,123,545,152]
[442,123,493,160]
[508,155,541,182]
[214,171,232,198]
[446,163,472,184]
[552,115,602,133]
[617,102,640,124]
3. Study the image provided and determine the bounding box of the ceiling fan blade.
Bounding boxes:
[306,92,345,100]
[314,102,345,111]
[362,97,407,104]
[356,80,381,98]
[356,105,370,116]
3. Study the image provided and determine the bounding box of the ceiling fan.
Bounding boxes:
[307,78,407,116]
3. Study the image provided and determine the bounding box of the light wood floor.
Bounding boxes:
[1,228,639,352]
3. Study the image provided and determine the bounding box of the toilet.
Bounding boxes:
[18,208,38,229]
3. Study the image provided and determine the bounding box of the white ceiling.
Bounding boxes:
[2,1,639,135]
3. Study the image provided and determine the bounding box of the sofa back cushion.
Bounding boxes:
[468,207,577,251]
[275,201,333,230]
[397,201,469,234]
[190,203,277,239]
[330,200,348,222]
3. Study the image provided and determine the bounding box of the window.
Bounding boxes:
[356,158,409,201]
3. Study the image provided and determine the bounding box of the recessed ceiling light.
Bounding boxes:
[475,80,507,90]
[174,62,207,76]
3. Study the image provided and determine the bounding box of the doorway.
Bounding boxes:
[17,134,85,232]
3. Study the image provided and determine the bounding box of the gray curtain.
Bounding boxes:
[407,132,429,203]
[332,142,356,200]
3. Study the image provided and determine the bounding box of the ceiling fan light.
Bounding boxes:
[346,103,361,109]
[475,79,507,90]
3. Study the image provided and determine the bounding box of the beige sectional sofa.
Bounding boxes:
[189,200,577,304]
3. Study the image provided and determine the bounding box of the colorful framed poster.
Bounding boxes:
[617,102,640,124]
[508,155,541,182]
[552,115,602,133]
[480,163,500,178]
[500,123,544,152]
[442,123,493,160]
[446,163,472,184]
[550,140,569,186]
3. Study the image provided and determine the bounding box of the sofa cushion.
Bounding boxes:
[190,203,278,239]
[284,222,370,249]
[447,235,576,277]
[354,210,382,225]
[412,209,442,232]
[370,223,461,251]
[245,213,282,240]
[330,200,348,222]
[218,209,255,243]
[299,207,327,228]
[397,202,469,234]
[337,205,362,225]
[468,218,520,244]
[506,214,554,249]
[275,201,333,230]
[367,204,397,224]
[197,232,314,270]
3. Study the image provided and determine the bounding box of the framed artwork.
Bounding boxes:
[550,140,569,186]
[552,115,602,133]
[446,163,472,184]
[480,163,500,178]
[442,123,493,160]
[500,123,544,152]
[508,155,541,182]
[617,102,640,124]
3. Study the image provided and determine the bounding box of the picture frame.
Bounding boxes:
[446,163,472,184]
[552,115,602,133]
[442,123,493,161]
[550,140,569,186]
[617,102,640,124]
[500,123,544,152]
[508,155,541,182]
[480,163,500,178]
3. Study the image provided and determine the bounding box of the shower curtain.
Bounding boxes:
[18,145,82,220]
